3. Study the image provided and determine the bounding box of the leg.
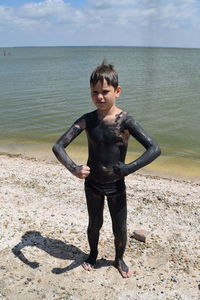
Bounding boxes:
[82,186,104,271]
[107,190,132,278]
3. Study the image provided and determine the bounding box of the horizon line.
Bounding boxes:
[1,45,200,50]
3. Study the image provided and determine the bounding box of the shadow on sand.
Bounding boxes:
[12,231,113,274]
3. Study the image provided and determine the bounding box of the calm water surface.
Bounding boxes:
[0,47,199,177]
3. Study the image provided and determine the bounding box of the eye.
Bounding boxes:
[103,90,109,95]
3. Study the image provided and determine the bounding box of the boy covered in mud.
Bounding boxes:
[52,61,161,278]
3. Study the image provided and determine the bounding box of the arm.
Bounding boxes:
[52,118,90,179]
[113,116,161,177]
[12,243,39,269]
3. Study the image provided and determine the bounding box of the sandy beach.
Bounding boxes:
[0,153,200,300]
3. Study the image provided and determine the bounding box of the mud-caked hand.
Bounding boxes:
[113,161,132,177]
[72,165,90,179]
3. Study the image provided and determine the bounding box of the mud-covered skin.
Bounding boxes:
[53,110,161,180]
[53,109,161,277]
[84,110,127,182]
[52,124,83,173]
[84,185,129,276]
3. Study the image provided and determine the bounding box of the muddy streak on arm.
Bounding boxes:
[113,115,161,177]
[52,118,85,173]
[125,116,161,173]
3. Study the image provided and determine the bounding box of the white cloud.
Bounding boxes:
[0,0,85,29]
[86,0,200,29]
[17,0,68,19]
[0,6,16,26]
[1,0,200,29]
[88,0,138,8]
[0,0,200,47]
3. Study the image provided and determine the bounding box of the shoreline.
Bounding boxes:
[0,153,199,299]
[1,150,199,184]
[0,140,199,182]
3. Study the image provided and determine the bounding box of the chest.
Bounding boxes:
[86,120,129,145]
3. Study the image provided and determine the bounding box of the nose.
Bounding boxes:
[97,93,103,100]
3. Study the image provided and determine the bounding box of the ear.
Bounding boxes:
[115,85,121,98]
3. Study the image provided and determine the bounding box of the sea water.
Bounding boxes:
[0,46,199,179]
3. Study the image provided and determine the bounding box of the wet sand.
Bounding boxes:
[0,153,199,300]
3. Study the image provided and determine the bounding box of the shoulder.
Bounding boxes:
[84,110,97,119]
[122,112,137,128]
[74,110,97,129]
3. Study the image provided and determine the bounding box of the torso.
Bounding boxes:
[83,110,130,183]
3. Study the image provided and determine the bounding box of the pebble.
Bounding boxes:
[171,275,178,283]
[131,229,149,242]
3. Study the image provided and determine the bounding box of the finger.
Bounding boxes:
[113,165,120,172]
[81,173,89,179]
[83,173,90,177]
[82,166,90,171]
[83,168,90,174]
[81,169,90,175]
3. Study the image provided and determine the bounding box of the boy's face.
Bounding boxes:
[90,79,121,112]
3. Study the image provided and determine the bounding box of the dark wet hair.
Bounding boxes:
[90,60,119,90]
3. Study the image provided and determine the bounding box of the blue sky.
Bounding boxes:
[0,0,200,48]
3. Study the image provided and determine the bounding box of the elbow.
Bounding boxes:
[147,141,161,159]
[52,142,61,157]
[154,144,161,158]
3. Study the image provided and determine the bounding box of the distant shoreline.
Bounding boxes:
[1,45,200,50]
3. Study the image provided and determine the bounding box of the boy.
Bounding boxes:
[52,61,161,278]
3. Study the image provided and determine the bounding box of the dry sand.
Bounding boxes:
[0,153,199,300]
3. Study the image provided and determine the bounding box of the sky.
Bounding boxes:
[0,0,200,48]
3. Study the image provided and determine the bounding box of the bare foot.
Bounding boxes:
[114,259,132,278]
[82,254,96,271]
[82,261,94,271]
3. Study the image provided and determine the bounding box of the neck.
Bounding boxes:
[97,106,119,119]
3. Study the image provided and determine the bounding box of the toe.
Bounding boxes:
[121,270,131,278]
[126,270,133,278]
[82,262,93,271]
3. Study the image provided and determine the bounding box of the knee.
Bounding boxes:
[88,218,103,232]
